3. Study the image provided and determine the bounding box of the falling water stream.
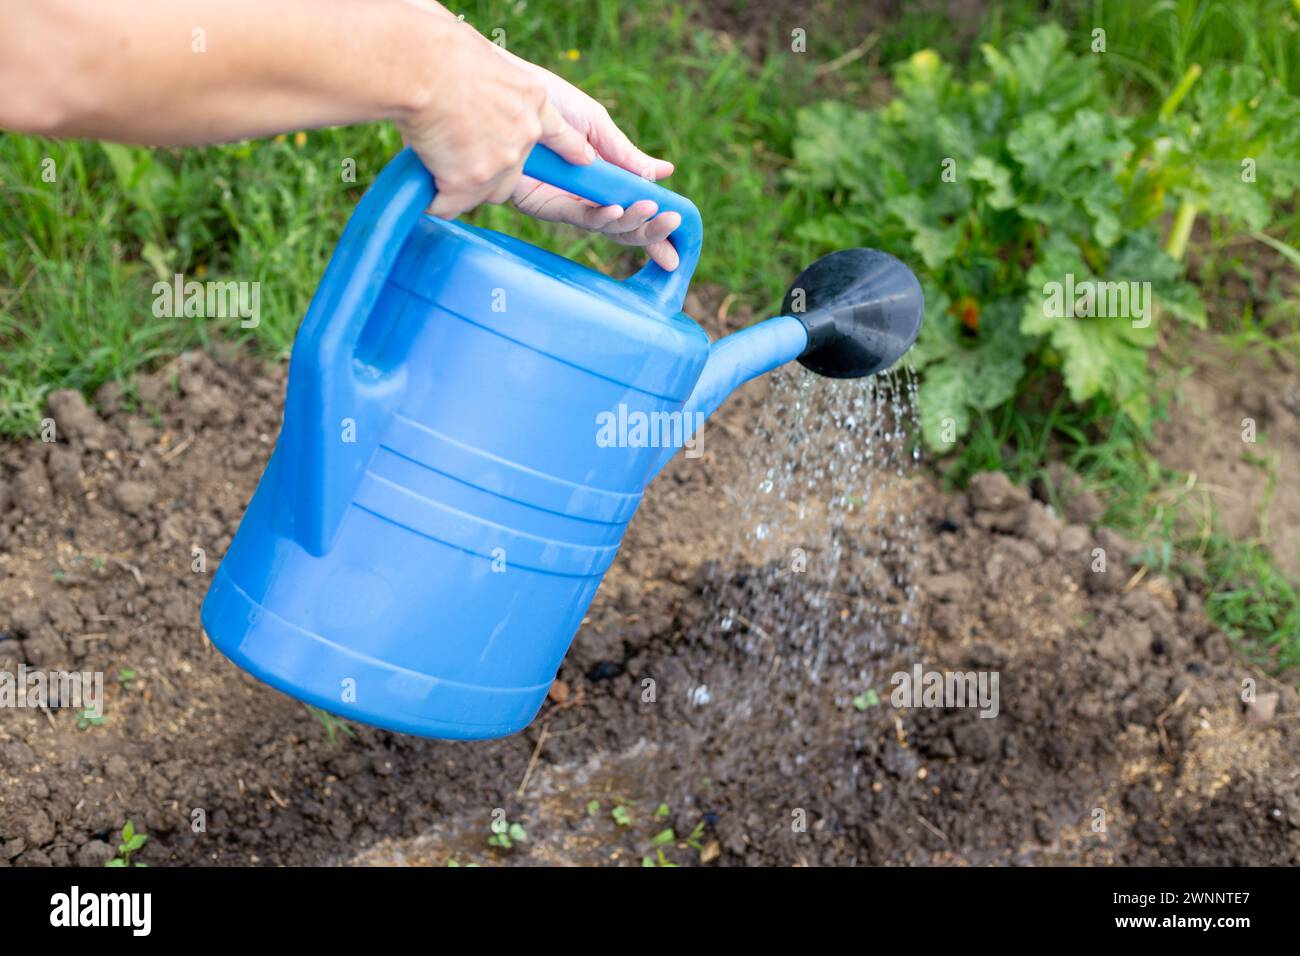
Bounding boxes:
[712,362,921,694]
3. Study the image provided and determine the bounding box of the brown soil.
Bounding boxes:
[1,295,1297,868]
[692,0,991,61]
[1154,329,1300,581]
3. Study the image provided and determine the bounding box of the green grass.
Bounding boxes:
[1086,0,1300,102]
[1203,536,1300,671]
[875,0,1300,101]
[1,0,858,437]
[0,128,398,433]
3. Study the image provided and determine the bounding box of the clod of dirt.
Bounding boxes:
[1245,693,1279,726]
[46,446,82,497]
[12,461,50,514]
[75,841,117,867]
[113,480,157,515]
[12,809,55,847]
[1096,622,1155,666]
[1016,499,1062,552]
[1059,524,1092,553]
[921,572,973,603]
[9,603,46,636]
[45,389,107,450]
[21,631,68,667]
[969,470,1030,512]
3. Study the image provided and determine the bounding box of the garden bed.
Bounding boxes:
[0,294,1295,867]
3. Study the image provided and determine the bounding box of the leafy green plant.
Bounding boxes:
[76,709,105,730]
[1120,62,1300,262]
[641,848,679,867]
[683,820,707,852]
[487,819,528,850]
[852,689,881,711]
[106,820,147,867]
[791,25,1221,449]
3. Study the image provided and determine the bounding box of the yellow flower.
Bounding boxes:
[294,131,307,148]
[564,48,580,61]
[274,134,286,144]
[195,263,208,277]
[910,49,939,72]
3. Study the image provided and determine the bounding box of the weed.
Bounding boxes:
[106,820,147,867]
[487,819,527,850]
[641,848,678,867]
[852,689,881,711]
[303,703,355,744]
[683,821,708,852]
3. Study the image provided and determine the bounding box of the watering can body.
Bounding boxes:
[202,143,923,740]
[201,147,814,739]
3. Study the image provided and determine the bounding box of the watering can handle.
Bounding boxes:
[519,146,703,313]
[283,145,702,556]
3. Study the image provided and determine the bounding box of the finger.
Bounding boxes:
[602,199,659,236]
[517,183,626,229]
[585,108,675,181]
[537,99,595,166]
[429,188,482,220]
[645,239,680,272]
[513,177,625,226]
[486,156,527,205]
[606,209,680,246]
[639,210,681,245]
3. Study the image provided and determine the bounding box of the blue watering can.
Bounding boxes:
[201,145,923,739]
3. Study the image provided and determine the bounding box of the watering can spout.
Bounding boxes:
[652,249,925,478]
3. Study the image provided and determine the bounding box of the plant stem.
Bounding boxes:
[1159,63,1203,121]
[1167,199,1198,262]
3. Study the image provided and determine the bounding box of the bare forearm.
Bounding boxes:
[1,0,454,142]
[1,0,679,265]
